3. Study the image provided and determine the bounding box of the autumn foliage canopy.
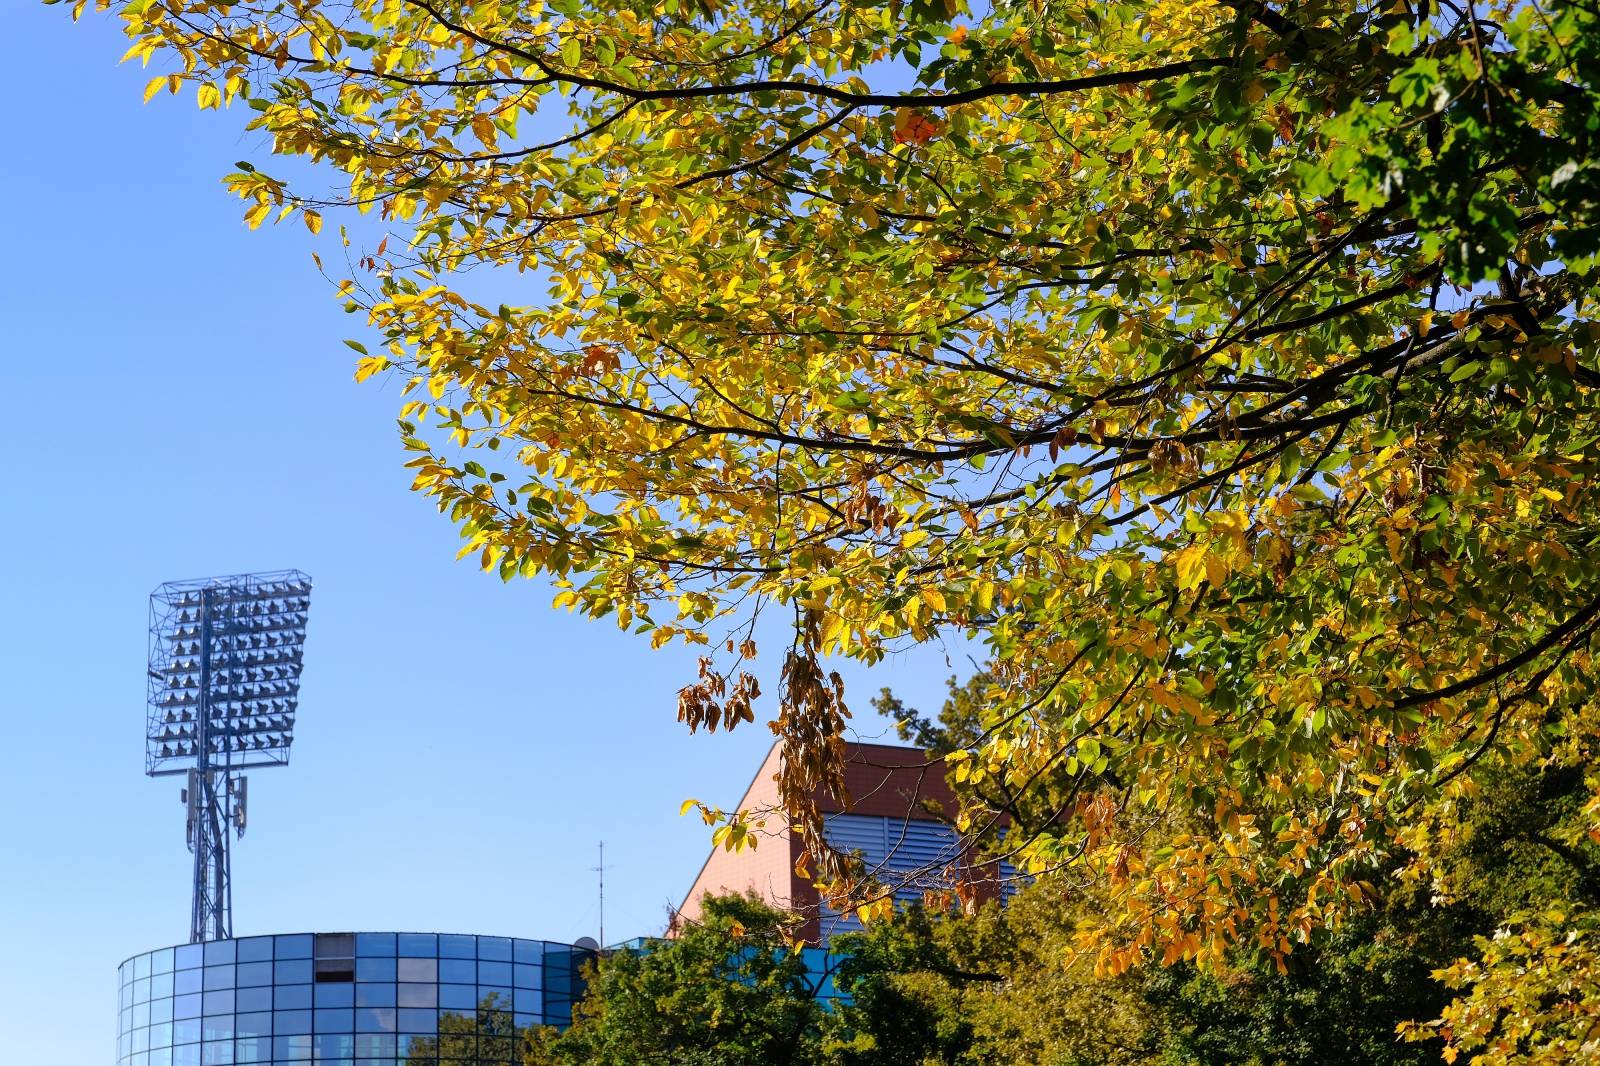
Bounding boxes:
[62,0,1600,1054]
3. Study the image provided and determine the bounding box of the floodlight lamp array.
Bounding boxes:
[146,571,313,777]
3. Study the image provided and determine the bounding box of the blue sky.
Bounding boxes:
[0,8,970,1062]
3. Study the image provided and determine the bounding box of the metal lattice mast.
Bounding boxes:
[147,571,312,943]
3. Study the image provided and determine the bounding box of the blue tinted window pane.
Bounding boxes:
[232,1012,269,1039]
[437,1008,473,1029]
[235,937,273,963]
[152,971,175,999]
[313,1008,354,1033]
[512,940,540,964]
[514,1012,536,1029]
[273,1034,312,1061]
[135,1001,151,1028]
[203,941,237,966]
[234,987,271,1013]
[275,934,313,960]
[233,1035,270,1065]
[173,994,202,1021]
[202,966,235,991]
[396,984,436,1009]
[355,934,395,957]
[314,1034,354,1057]
[201,1016,234,1042]
[354,1034,396,1057]
[151,1021,174,1048]
[273,1011,312,1036]
[149,1047,173,1066]
[235,962,272,988]
[153,948,176,975]
[396,958,435,983]
[396,934,435,957]
[201,1038,233,1065]
[275,960,312,985]
[437,959,473,984]
[356,958,396,983]
[513,988,539,1014]
[176,944,204,971]
[355,983,395,1008]
[150,997,174,1024]
[136,954,152,980]
[477,961,512,986]
[171,1044,201,1066]
[137,977,153,1005]
[175,969,203,996]
[174,1018,201,1045]
[396,1009,436,1034]
[274,985,312,1010]
[438,985,476,1011]
[477,937,512,962]
[355,1008,395,1034]
[438,935,474,959]
[512,965,538,990]
[315,983,355,1008]
[201,989,234,1016]
[395,1035,430,1057]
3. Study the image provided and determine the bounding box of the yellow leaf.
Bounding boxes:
[1171,544,1207,591]
[678,798,700,817]
[303,210,322,235]
[144,75,166,104]
[471,112,497,147]
[920,586,947,613]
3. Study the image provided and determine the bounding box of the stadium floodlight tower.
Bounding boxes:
[145,570,312,943]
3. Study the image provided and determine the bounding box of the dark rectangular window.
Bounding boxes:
[314,958,355,984]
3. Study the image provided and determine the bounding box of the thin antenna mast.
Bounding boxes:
[592,841,607,948]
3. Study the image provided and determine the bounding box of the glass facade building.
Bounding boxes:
[115,933,595,1066]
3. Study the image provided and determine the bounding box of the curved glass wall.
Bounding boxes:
[115,933,594,1066]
